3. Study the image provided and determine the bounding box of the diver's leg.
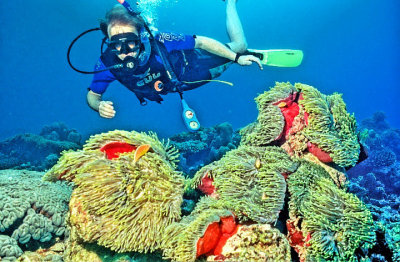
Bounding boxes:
[225,0,248,53]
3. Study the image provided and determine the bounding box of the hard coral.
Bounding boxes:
[170,122,240,176]
[367,148,396,168]
[385,222,400,262]
[0,169,71,260]
[0,235,23,261]
[360,111,391,133]
[40,122,82,144]
[0,133,80,171]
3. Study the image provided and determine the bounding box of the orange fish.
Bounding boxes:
[277,101,287,108]
[255,158,261,169]
[134,144,151,163]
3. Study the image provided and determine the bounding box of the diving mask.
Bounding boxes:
[108,32,141,55]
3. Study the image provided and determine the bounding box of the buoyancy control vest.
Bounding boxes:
[100,41,183,105]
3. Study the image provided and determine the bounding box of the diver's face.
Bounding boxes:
[108,24,139,60]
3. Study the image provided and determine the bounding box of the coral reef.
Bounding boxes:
[169,122,240,176]
[29,82,378,261]
[0,169,72,261]
[0,122,82,171]
[385,222,400,261]
[17,242,65,262]
[40,122,82,145]
[359,111,391,134]
[349,113,400,198]
[166,147,299,262]
[184,83,372,261]
[44,130,185,256]
[347,111,400,261]
[0,235,23,261]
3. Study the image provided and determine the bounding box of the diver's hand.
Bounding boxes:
[99,101,116,119]
[237,55,263,70]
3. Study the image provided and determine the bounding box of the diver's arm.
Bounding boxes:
[195,36,237,61]
[87,90,116,119]
[194,36,263,70]
[87,90,102,111]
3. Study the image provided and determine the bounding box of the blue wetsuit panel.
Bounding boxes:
[156,32,195,52]
[179,49,232,91]
[89,60,116,94]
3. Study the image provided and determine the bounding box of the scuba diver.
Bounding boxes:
[68,0,303,131]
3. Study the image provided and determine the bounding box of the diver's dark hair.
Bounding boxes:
[99,5,145,38]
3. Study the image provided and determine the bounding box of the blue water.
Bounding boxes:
[0,0,399,140]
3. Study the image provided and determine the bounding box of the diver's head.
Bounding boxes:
[100,5,146,61]
[109,25,140,60]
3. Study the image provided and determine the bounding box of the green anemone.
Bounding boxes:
[44,130,184,253]
[296,83,360,167]
[70,152,184,253]
[43,130,180,182]
[292,176,375,261]
[193,145,297,223]
[161,197,233,262]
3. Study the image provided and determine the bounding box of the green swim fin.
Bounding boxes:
[248,49,304,67]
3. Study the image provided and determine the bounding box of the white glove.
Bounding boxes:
[99,101,116,119]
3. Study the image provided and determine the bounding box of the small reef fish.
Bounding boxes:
[255,158,261,169]
[134,144,151,163]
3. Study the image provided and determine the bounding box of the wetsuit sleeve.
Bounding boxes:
[88,59,116,94]
[156,32,195,52]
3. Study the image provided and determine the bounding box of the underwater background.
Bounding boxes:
[1,0,400,261]
[0,0,399,140]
